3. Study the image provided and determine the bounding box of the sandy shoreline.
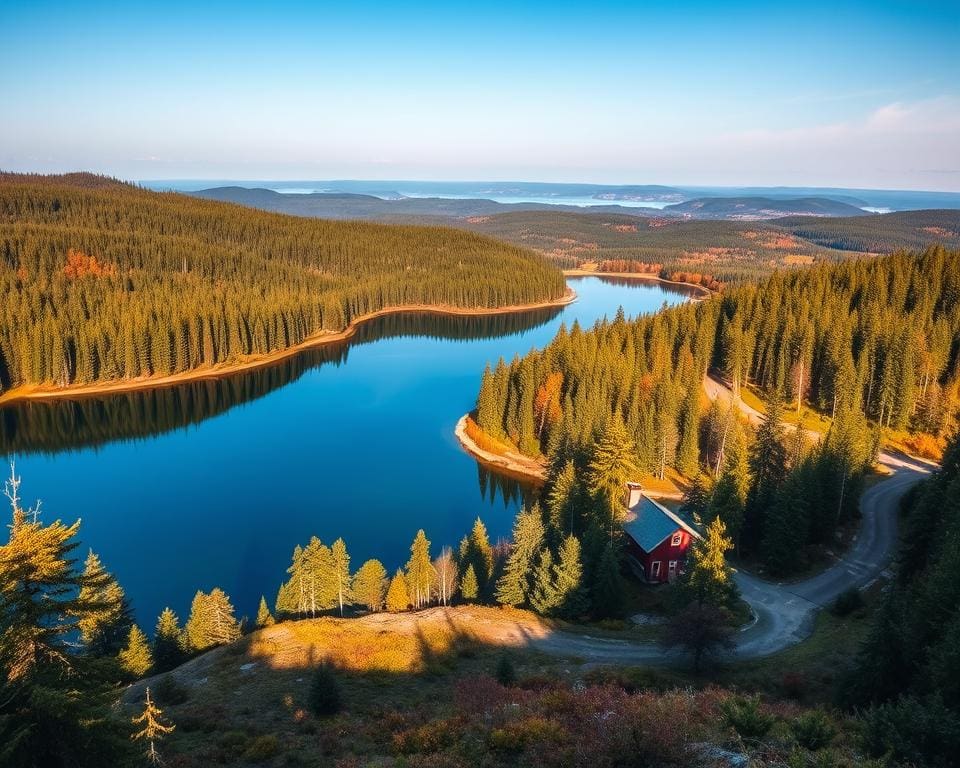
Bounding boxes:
[453,415,548,484]
[454,414,685,500]
[0,288,577,406]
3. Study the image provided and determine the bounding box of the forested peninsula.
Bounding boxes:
[0,173,566,397]
[472,247,960,570]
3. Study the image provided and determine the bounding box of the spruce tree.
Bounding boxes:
[352,559,387,612]
[385,569,410,612]
[459,518,494,598]
[552,534,589,619]
[118,624,153,679]
[744,390,788,555]
[495,506,545,607]
[707,472,746,553]
[591,542,625,619]
[529,548,560,614]
[460,564,479,602]
[587,415,639,535]
[677,517,737,608]
[255,596,275,628]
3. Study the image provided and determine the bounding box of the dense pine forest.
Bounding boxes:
[475,247,960,568]
[0,173,565,391]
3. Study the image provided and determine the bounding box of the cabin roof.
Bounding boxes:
[623,494,701,553]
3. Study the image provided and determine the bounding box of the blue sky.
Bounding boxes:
[2,1,958,189]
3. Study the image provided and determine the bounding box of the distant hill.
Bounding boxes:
[191,186,659,220]
[664,196,870,219]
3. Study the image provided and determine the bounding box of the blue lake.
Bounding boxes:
[0,276,692,626]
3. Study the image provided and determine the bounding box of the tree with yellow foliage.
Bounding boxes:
[132,687,175,765]
[385,569,410,612]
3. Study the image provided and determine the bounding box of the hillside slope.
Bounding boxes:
[0,173,565,392]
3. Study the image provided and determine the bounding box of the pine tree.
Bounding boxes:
[118,624,153,678]
[256,596,275,628]
[460,564,479,602]
[744,390,788,555]
[762,464,813,575]
[680,475,710,521]
[331,538,352,617]
[385,569,410,612]
[552,534,588,619]
[591,542,625,619]
[153,607,187,672]
[132,687,175,765]
[587,416,639,535]
[706,472,746,552]
[352,559,387,612]
[406,530,434,610]
[185,588,240,651]
[0,464,133,766]
[546,459,579,534]
[459,518,493,598]
[677,517,737,609]
[495,506,545,607]
[529,548,560,614]
[76,548,132,656]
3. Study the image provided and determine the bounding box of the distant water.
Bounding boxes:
[1,277,694,626]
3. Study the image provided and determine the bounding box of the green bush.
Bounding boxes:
[861,695,960,767]
[152,675,189,706]
[721,696,775,741]
[243,734,280,761]
[495,654,516,687]
[832,587,864,616]
[791,709,837,750]
[308,664,343,717]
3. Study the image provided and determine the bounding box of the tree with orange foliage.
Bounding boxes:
[533,372,563,438]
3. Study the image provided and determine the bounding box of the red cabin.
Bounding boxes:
[622,482,700,583]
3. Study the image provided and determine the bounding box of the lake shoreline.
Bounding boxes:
[454,415,548,484]
[454,414,686,500]
[0,288,577,406]
[562,269,713,297]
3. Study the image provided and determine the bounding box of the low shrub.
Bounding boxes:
[780,671,807,700]
[831,587,864,617]
[495,654,516,687]
[488,716,568,752]
[392,717,463,755]
[583,666,677,694]
[721,696,776,741]
[152,674,190,706]
[791,709,837,750]
[308,664,343,717]
[243,734,281,761]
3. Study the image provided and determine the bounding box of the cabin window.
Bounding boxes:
[671,532,683,547]
[668,560,678,579]
[651,561,661,578]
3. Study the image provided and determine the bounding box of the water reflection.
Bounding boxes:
[0,305,563,456]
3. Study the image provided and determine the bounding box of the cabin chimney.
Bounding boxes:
[625,481,643,510]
